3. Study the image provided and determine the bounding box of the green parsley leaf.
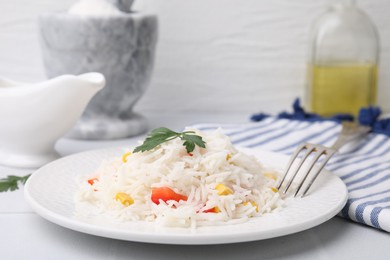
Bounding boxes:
[181,132,206,152]
[133,127,206,153]
[0,174,31,192]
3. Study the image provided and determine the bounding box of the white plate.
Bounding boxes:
[25,147,348,245]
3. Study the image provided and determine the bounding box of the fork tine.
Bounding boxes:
[300,151,336,197]
[277,143,307,190]
[293,147,327,197]
[278,122,370,198]
[282,145,316,194]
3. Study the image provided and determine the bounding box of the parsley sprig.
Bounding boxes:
[0,174,31,192]
[133,127,206,153]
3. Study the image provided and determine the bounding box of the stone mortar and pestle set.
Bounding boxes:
[40,0,158,140]
[0,0,158,168]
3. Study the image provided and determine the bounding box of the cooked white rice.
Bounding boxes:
[76,129,283,228]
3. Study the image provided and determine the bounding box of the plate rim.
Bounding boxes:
[24,147,348,245]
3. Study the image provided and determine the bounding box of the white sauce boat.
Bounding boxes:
[0,73,105,168]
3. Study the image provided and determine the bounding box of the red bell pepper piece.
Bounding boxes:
[151,187,188,205]
[201,207,220,213]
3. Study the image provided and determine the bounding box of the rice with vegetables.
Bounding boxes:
[76,129,283,228]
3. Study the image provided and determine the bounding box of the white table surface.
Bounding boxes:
[1,112,389,260]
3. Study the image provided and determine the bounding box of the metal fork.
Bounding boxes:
[277,121,371,197]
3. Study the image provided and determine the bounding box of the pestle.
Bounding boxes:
[107,0,134,13]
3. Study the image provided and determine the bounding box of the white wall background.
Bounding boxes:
[1,0,389,116]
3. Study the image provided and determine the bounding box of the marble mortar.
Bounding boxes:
[39,13,158,139]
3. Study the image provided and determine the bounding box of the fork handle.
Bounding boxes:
[330,122,371,151]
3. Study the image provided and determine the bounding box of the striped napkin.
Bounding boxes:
[192,117,390,232]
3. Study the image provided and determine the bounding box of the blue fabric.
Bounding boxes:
[358,106,381,126]
[251,98,390,137]
[251,98,354,123]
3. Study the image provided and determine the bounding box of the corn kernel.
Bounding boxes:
[271,187,278,193]
[122,151,132,163]
[264,172,277,180]
[215,183,233,195]
[115,192,134,206]
[226,154,231,160]
[243,201,259,212]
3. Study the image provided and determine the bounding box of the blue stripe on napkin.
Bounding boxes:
[192,117,390,232]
